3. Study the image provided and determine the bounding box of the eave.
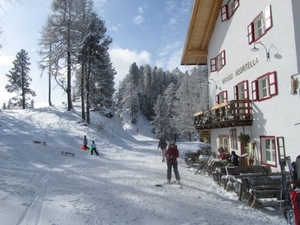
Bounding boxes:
[181,0,222,66]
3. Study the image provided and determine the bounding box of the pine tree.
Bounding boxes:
[5,49,36,109]
[78,11,114,123]
[2,103,7,110]
[152,94,169,138]
[173,66,208,141]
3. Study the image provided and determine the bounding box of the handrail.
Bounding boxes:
[193,100,252,128]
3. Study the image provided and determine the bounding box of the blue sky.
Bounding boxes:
[0,0,194,107]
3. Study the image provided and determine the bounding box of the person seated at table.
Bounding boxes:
[218,147,227,160]
[228,151,239,166]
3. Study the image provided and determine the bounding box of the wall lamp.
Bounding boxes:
[251,41,270,61]
[208,78,217,89]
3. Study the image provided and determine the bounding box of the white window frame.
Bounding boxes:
[219,135,229,152]
[260,136,277,167]
[247,5,272,44]
[251,71,277,101]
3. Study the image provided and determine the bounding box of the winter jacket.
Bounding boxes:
[165,144,179,164]
[219,152,227,160]
[90,143,96,150]
[229,154,239,166]
[84,137,88,145]
[158,139,167,150]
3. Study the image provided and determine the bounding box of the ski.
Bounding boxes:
[277,136,295,224]
[279,157,294,225]
[155,181,183,188]
[286,157,300,225]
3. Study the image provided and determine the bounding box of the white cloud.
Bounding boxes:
[111,25,120,32]
[165,0,176,13]
[95,0,107,7]
[169,17,177,27]
[0,55,13,67]
[132,15,144,25]
[109,47,151,87]
[138,7,144,14]
[155,42,194,73]
[158,41,182,58]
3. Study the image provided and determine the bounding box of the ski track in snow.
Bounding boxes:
[0,105,288,225]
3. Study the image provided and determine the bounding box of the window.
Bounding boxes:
[219,135,229,152]
[230,129,238,150]
[247,5,272,44]
[234,81,250,119]
[221,0,239,22]
[215,91,228,104]
[210,50,226,72]
[234,80,249,100]
[251,71,277,101]
[260,136,277,167]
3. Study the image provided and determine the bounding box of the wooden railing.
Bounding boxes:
[193,100,253,130]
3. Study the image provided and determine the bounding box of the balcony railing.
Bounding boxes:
[193,100,253,130]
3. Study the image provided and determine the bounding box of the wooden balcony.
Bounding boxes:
[193,100,253,130]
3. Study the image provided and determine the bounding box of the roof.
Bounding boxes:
[181,0,222,66]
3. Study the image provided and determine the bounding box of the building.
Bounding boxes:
[181,0,300,171]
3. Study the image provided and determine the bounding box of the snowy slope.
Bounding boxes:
[0,104,287,225]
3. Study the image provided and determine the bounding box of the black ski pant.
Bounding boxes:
[167,163,180,181]
[91,148,99,156]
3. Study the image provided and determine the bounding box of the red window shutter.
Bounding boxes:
[263,5,272,31]
[251,80,258,101]
[234,0,240,11]
[215,95,219,104]
[220,50,226,67]
[223,91,228,102]
[221,5,228,22]
[268,71,277,96]
[247,23,254,44]
[210,58,217,72]
[233,85,238,100]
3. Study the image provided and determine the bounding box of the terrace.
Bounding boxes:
[193,100,253,130]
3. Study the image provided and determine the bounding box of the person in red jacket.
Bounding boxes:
[165,141,180,183]
[218,148,227,160]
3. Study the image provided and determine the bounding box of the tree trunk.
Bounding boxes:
[48,44,52,106]
[86,49,91,124]
[81,63,85,120]
[21,65,26,109]
[67,51,73,110]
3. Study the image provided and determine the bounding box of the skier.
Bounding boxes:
[90,140,99,156]
[158,137,168,162]
[165,141,180,183]
[83,135,88,150]
[295,155,300,181]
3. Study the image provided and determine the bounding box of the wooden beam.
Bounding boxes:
[188,50,208,56]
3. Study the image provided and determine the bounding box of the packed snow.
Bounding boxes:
[0,104,287,225]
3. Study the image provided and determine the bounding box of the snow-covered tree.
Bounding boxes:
[5,49,36,109]
[2,103,7,110]
[173,66,208,141]
[119,63,141,123]
[78,11,114,123]
[152,94,169,138]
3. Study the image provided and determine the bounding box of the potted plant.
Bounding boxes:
[238,133,251,144]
